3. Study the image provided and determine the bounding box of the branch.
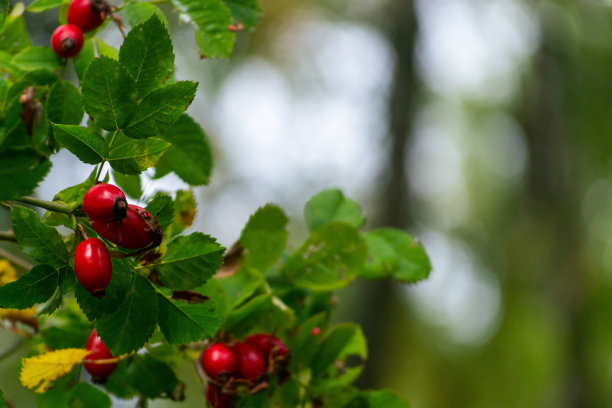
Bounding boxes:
[0,231,16,242]
[14,196,72,214]
[0,248,35,271]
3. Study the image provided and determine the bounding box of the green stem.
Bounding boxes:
[0,231,16,242]
[0,202,10,209]
[96,129,120,182]
[14,196,72,214]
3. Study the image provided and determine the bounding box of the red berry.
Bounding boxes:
[91,204,161,249]
[67,0,106,32]
[245,334,289,361]
[202,343,236,378]
[84,329,116,382]
[206,383,234,408]
[83,183,127,222]
[231,342,266,380]
[74,238,112,298]
[310,327,321,336]
[51,24,84,58]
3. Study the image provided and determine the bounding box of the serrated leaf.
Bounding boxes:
[0,149,51,200]
[223,0,261,29]
[157,294,221,343]
[81,56,138,131]
[20,348,91,392]
[112,170,141,199]
[343,390,411,408]
[145,192,174,229]
[240,204,288,270]
[123,81,197,139]
[170,0,235,59]
[0,265,58,309]
[363,229,431,284]
[108,137,170,175]
[305,189,365,231]
[66,383,112,408]
[119,15,173,97]
[125,2,168,28]
[27,0,62,12]
[128,355,180,399]
[165,190,195,238]
[96,274,158,355]
[47,80,84,125]
[11,206,69,268]
[281,222,367,291]
[73,40,94,81]
[75,258,132,321]
[155,114,212,185]
[311,323,367,379]
[94,37,118,60]
[52,124,108,164]
[142,232,224,289]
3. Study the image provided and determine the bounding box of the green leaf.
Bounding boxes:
[0,264,59,309]
[51,167,97,207]
[223,0,261,29]
[343,391,411,408]
[127,355,180,399]
[0,389,5,408]
[35,284,62,315]
[0,148,51,200]
[108,137,170,175]
[11,46,61,71]
[281,222,367,291]
[75,258,132,321]
[145,192,174,229]
[305,189,365,231]
[225,293,270,332]
[125,2,168,28]
[0,0,8,30]
[11,206,69,268]
[142,232,224,290]
[96,274,159,355]
[67,382,112,408]
[81,56,138,131]
[362,229,431,284]
[240,204,288,271]
[218,267,264,308]
[165,190,196,238]
[52,124,108,164]
[94,37,118,60]
[27,0,62,12]
[157,294,221,343]
[169,0,235,59]
[123,81,198,139]
[155,114,212,185]
[194,277,227,321]
[48,80,84,125]
[0,13,31,54]
[112,170,141,199]
[119,15,174,97]
[311,323,367,379]
[73,40,94,81]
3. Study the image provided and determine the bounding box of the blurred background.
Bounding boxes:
[3,0,612,406]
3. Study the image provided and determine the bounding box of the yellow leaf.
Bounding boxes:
[0,260,17,285]
[20,348,91,393]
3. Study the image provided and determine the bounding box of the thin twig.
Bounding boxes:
[0,231,16,242]
[14,196,72,214]
[0,248,34,271]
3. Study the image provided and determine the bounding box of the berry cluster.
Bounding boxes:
[74,183,161,297]
[201,334,290,407]
[84,329,117,383]
[50,0,108,58]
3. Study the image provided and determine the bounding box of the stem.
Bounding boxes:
[0,231,16,242]
[0,248,35,271]
[95,162,106,183]
[0,338,25,362]
[0,202,11,209]
[95,129,120,182]
[15,196,72,214]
